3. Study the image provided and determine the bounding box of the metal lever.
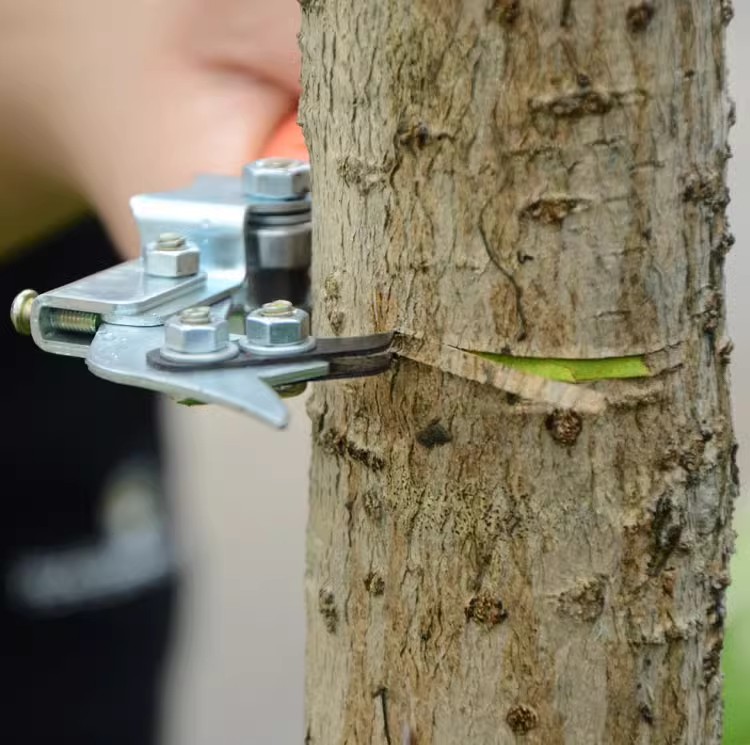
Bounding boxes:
[87,324,328,428]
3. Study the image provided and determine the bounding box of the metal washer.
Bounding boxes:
[238,336,317,358]
[160,341,240,366]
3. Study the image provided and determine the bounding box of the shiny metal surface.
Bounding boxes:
[246,219,311,270]
[10,289,38,335]
[145,238,201,278]
[28,260,220,357]
[242,159,311,200]
[87,324,329,428]
[164,309,230,354]
[242,302,315,356]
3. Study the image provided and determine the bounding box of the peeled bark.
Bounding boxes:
[299,1,737,743]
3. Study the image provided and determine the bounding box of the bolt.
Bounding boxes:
[156,232,187,250]
[180,306,212,325]
[164,310,231,356]
[10,290,99,336]
[10,289,38,335]
[242,158,311,200]
[242,299,315,356]
[260,299,294,317]
[145,234,200,278]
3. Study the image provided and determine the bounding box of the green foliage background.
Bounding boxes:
[725,508,750,744]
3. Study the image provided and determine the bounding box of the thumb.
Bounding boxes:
[76,74,297,258]
[260,113,308,161]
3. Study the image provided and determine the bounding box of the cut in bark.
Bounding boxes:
[300,1,737,742]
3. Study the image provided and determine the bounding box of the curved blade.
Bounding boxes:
[86,324,328,428]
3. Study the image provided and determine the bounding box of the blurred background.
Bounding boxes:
[158,12,750,745]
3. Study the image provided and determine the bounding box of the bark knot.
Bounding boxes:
[364,571,385,596]
[486,0,521,25]
[545,410,582,446]
[682,170,730,213]
[626,2,655,33]
[639,703,655,725]
[648,494,684,575]
[320,428,385,470]
[318,587,339,633]
[530,88,613,119]
[556,576,607,621]
[702,291,723,334]
[521,195,590,225]
[465,592,508,628]
[363,489,385,522]
[717,337,734,365]
[506,704,539,734]
[720,0,734,26]
[703,638,723,682]
[416,419,453,449]
[323,273,345,334]
[337,156,388,195]
[298,0,323,14]
[715,231,735,259]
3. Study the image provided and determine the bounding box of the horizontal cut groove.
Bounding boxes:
[474,352,651,383]
[394,335,684,414]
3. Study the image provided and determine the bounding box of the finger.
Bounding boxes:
[72,67,294,257]
[182,0,302,95]
[260,112,307,161]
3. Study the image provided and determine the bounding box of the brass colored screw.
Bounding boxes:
[10,290,100,336]
[48,309,100,334]
[10,289,37,335]
[260,299,294,317]
[180,306,212,325]
[156,232,187,251]
[273,382,308,399]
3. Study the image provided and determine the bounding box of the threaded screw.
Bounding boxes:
[48,309,101,334]
[259,299,294,317]
[11,289,101,337]
[180,306,212,325]
[156,232,187,251]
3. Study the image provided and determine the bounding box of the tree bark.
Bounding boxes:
[299,1,737,743]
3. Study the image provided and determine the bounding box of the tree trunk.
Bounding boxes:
[299,1,737,743]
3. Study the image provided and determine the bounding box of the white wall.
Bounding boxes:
[163,397,311,745]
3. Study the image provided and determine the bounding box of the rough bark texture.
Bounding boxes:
[299,1,737,743]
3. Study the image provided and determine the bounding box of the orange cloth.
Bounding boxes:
[260,110,308,161]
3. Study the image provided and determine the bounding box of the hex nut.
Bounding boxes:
[145,240,200,278]
[164,314,229,354]
[242,158,311,200]
[245,306,311,348]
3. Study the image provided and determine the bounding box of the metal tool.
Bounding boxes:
[10,158,393,428]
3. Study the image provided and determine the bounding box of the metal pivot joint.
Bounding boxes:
[243,159,312,309]
[9,158,394,428]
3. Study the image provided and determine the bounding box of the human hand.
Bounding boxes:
[0,0,302,256]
